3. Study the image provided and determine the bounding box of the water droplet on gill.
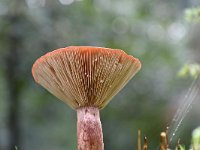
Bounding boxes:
[84,73,87,75]
[100,80,104,83]
[172,133,175,136]
[100,57,103,59]
[78,103,81,106]
[86,74,89,77]
[94,58,97,61]
[118,63,123,69]
[113,62,118,67]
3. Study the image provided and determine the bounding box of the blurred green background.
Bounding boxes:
[0,0,200,149]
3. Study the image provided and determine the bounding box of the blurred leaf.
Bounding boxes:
[175,144,185,150]
[178,64,200,78]
[192,126,200,150]
[185,7,200,23]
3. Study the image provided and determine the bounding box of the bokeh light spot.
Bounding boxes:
[112,17,129,34]
[26,0,46,8]
[0,2,8,16]
[168,22,186,41]
[147,23,165,41]
[59,0,74,5]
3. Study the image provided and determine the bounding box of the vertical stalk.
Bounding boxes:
[77,107,104,150]
[138,129,141,150]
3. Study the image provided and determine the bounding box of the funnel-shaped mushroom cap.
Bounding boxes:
[32,46,141,109]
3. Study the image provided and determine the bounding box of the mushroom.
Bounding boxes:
[32,46,141,150]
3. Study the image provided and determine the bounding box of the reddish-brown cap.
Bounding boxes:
[32,46,141,109]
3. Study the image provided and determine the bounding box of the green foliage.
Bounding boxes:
[192,126,200,150]
[178,64,200,78]
[15,146,18,150]
[175,144,185,150]
[185,7,200,23]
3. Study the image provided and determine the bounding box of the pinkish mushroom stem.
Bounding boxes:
[77,107,103,150]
